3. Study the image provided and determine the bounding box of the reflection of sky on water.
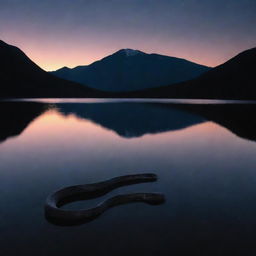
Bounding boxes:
[1,101,256,255]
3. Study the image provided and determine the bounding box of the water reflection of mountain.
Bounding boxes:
[56,102,256,141]
[57,103,205,138]
[173,103,256,141]
[0,101,256,143]
[0,102,47,143]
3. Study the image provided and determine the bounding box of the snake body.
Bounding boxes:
[45,173,165,225]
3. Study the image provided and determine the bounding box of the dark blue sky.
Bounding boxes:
[0,0,255,70]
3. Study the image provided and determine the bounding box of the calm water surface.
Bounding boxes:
[1,99,256,255]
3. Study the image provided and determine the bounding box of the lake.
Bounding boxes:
[1,99,256,255]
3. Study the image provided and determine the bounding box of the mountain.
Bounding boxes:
[2,39,255,99]
[51,48,210,92]
[129,47,256,99]
[0,40,105,98]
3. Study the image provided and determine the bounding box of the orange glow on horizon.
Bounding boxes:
[1,1,255,72]
[1,35,238,71]
[19,44,220,71]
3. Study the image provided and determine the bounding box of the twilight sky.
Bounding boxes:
[0,0,255,71]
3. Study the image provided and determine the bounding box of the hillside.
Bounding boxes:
[0,40,103,98]
[129,47,256,99]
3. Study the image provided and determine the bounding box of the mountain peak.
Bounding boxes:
[59,66,70,71]
[117,48,144,57]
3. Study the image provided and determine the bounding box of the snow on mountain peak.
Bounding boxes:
[121,49,142,57]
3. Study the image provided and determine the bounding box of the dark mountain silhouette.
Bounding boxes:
[1,40,255,99]
[0,40,106,98]
[127,47,256,99]
[51,48,210,92]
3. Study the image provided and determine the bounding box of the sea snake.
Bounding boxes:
[44,173,165,225]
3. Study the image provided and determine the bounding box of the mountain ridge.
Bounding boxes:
[0,40,106,98]
[122,47,256,99]
[1,39,255,99]
[52,48,211,92]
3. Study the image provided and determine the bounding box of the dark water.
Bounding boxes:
[1,99,256,255]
